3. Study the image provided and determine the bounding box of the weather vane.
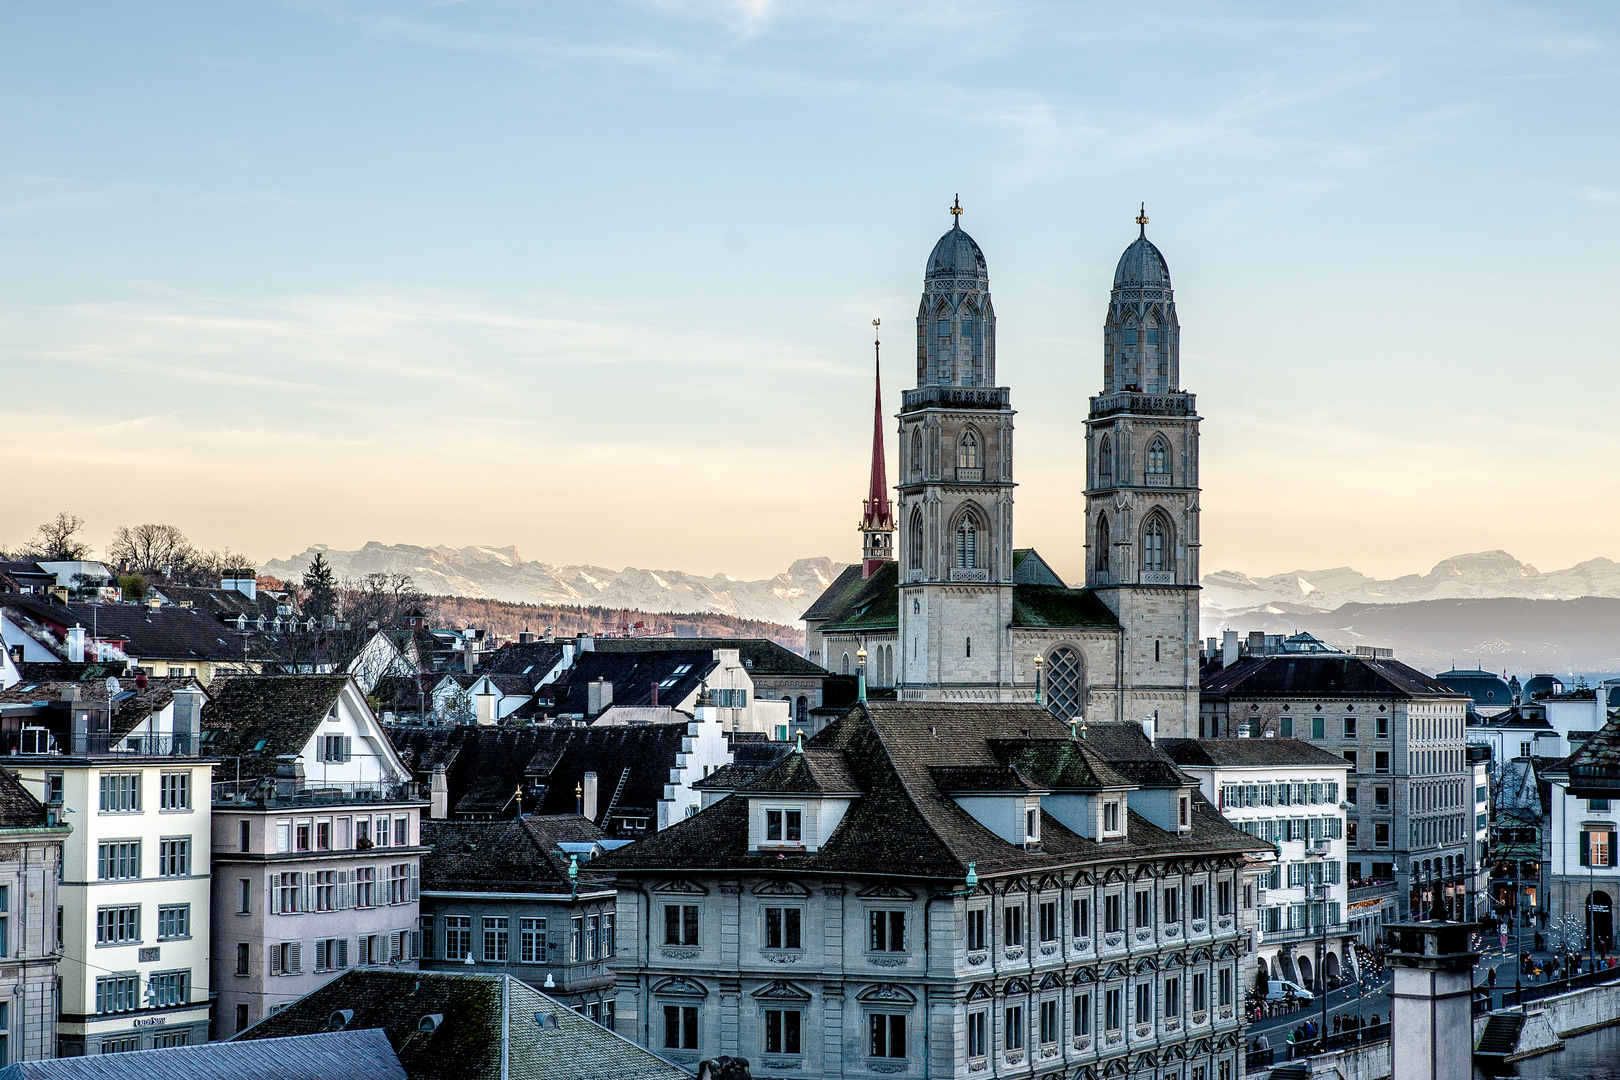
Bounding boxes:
[950,194,963,220]
[1136,201,1148,237]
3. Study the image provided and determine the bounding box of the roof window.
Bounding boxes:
[671,664,692,676]
[658,678,681,690]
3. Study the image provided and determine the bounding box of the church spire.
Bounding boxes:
[860,319,895,579]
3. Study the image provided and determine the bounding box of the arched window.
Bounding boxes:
[1144,316,1160,391]
[1142,515,1168,573]
[965,637,972,658]
[1098,434,1113,480]
[1146,435,1169,476]
[956,516,978,569]
[1095,514,1111,575]
[1045,647,1085,720]
[911,429,923,475]
[958,429,980,470]
[796,696,807,722]
[908,507,924,570]
[841,653,850,675]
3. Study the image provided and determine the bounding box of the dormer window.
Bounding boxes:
[1179,794,1190,829]
[766,809,802,844]
[1025,807,1040,844]
[1103,800,1122,835]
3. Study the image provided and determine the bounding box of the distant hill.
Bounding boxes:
[261,543,844,628]
[426,596,805,654]
[1202,596,1620,676]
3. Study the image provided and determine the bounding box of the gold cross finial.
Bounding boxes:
[950,194,963,222]
[1136,202,1148,237]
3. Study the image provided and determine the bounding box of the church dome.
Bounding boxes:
[1114,235,1171,288]
[926,222,988,281]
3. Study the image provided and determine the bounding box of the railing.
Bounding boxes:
[1261,922,1351,945]
[1565,765,1620,797]
[900,385,1010,412]
[0,731,198,758]
[1248,1022,1390,1069]
[212,778,423,808]
[1494,958,1620,1009]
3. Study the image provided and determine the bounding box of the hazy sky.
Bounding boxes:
[3,2,1618,584]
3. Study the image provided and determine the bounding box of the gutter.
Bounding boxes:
[421,888,615,902]
[501,972,510,1080]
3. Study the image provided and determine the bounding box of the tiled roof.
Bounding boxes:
[482,642,565,677]
[201,674,349,766]
[690,741,792,791]
[742,747,861,795]
[0,674,199,738]
[598,703,1268,881]
[390,724,692,826]
[545,650,714,715]
[1009,586,1120,629]
[152,585,295,621]
[1160,737,1356,770]
[2,595,255,663]
[1011,549,1066,586]
[0,1028,403,1080]
[800,563,868,622]
[593,637,825,676]
[815,561,900,632]
[420,814,607,894]
[235,970,688,1080]
[0,766,51,830]
[1201,655,1467,700]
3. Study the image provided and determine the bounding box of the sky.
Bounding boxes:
[2,1,1618,585]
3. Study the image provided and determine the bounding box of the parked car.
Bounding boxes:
[1265,979,1314,1003]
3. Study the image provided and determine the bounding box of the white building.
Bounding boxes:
[1537,710,1620,956]
[1163,737,1353,992]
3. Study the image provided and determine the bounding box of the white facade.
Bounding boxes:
[1178,755,1351,990]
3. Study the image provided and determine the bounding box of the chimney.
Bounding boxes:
[66,625,86,663]
[476,690,496,726]
[587,680,613,717]
[430,764,448,820]
[575,633,594,653]
[464,637,478,676]
[146,597,162,610]
[582,771,598,822]
[519,630,536,645]
[1140,714,1155,745]
[1247,630,1266,654]
[1221,630,1239,667]
[50,586,68,604]
[171,689,203,752]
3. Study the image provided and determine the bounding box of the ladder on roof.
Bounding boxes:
[601,766,633,824]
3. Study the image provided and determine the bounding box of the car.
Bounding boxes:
[1264,979,1314,1003]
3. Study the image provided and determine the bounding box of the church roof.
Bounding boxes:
[800,563,867,623]
[926,221,988,281]
[1010,586,1120,629]
[1114,235,1171,288]
[812,561,900,632]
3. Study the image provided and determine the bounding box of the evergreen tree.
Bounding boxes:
[303,552,336,618]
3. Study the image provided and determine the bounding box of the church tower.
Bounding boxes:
[1085,206,1201,735]
[860,323,895,578]
[896,198,1018,700]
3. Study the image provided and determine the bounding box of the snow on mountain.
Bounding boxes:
[260,544,844,627]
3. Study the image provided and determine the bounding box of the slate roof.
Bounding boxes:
[1012,549,1066,586]
[1470,706,1555,731]
[598,702,1268,881]
[201,674,349,767]
[390,724,692,827]
[545,650,714,716]
[800,563,868,622]
[593,637,825,676]
[690,740,792,792]
[744,747,861,795]
[235,970,689,1080]
[0,766,52,830]
[1201,655,1467,700]
[153,584,295,621]
[1010,586,1120,629]
[0,1028,404,1080]
[482,642,566,678]
[421,815,608,894]
[2,595,257,663]
[1160,738,1356,770]
[813,561,899,633]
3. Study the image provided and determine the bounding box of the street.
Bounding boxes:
[1247,972,1393,1047]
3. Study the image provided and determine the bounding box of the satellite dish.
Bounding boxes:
[105,677,121,696]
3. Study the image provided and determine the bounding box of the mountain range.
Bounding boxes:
[260,543,844,628]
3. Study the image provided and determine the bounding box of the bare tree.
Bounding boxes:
[22,512,90,561]
[106,523,194,575]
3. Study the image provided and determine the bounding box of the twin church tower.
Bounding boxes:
[803,201,1202,738]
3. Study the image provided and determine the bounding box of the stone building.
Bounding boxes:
[599,701,1267,1080]
[0,769,69,1065]
[804,204,1202,737]
[1200,653,1472,920]
[417,813,619,1023]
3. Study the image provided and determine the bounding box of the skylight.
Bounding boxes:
[671,664,692,676]
[658,678,681,690]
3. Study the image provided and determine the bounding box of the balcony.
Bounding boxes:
[213,778,424,808]
[1262,922,1351,945]
[0,730,199,758]
[900,385,1010,412]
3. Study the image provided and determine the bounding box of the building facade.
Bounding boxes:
[602,702,1267,1080]
[1162,739,1352,992]
[1201,653,1472,920]
[0,770,70,1065]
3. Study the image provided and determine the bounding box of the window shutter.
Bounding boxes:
[337,937,349,969]
[410,863,420,900]
[300,873,310,913]
[338,871,351,910]
[289,941,301,974]
[410,929,420,960]
[1581,831,1591,867]
[1610,831,1618,869]
[270,878,278,915]
[315,939,328,971]
[341,736,353,763]
[269,944,281,975]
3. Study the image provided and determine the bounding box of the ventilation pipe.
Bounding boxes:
[430,764,448,820]
[66,625,86,663]
[582,771,598,822]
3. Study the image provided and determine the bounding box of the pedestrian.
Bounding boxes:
[1488,966,1497,989]
[1334,1015,1342,1035]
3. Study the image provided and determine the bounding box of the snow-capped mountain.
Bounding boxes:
[260,543,844,627]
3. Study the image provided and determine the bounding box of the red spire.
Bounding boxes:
[861,323,894,578]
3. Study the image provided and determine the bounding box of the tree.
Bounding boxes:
[106,523,194,575]
[303,552,336,619]
[117,573,148,601]
[23,512,90,561]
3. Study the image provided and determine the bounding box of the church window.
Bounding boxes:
[1146,435,1169,476]
[1098,435,1113,480]
[1124,328,1138,345]
[908,508,923,571]
[1142,516,1168,573]
[962,318,974,337]
[1095,515,1110,575]
[796,697,807,723]
[1146,329,1159,345]
[842,653,850,675]
[958,429,980,470]
[929,430,939,473]
[910,429,922,475]
[965,637,972,658]
[937,320,951,339]
[1045,647,1084,720]
[956,518,978,569]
